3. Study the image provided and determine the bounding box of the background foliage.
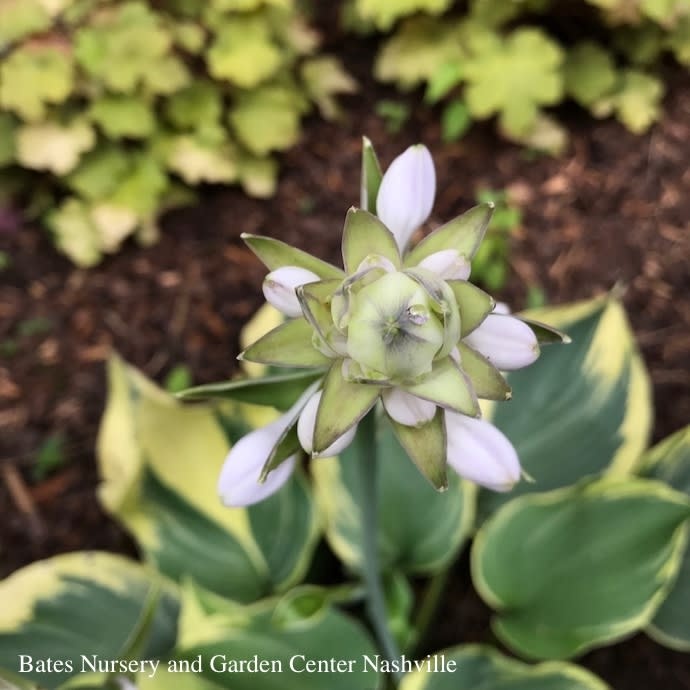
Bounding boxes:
[0,0,355,266]
[352,0,690,151]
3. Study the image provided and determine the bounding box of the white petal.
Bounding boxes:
[463,314,539,371]
[217,416,296,507]
[493,301,511,315]
[356,254,397,274]
[418,249,471,280]
[297,391,357,458]
[445,412,521,492]
[262,266,320,318]
[382,388,436,427]
[376,144,436,252]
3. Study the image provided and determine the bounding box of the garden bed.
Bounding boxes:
[1,16,689,689]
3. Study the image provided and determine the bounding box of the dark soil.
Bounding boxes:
[2,11,690,689]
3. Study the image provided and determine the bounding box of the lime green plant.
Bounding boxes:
[0,0,356,266]
[362,0,690,151]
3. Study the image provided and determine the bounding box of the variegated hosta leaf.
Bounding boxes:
[173,582,379,690]
[312,415,474,574]
[642,425,690,650]
[0,553,179,690]
[472,479,690,660]
[478,296,653,522]
[398,645,609,690]
[97,356,319,600]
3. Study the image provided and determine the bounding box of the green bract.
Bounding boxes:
[0,0,355,266]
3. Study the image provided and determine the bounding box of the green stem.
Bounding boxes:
[356,410,403,686]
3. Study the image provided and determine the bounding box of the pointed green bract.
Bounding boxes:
[389,409,448,490]
[521,317,571,345]
[448,279,495,336]
[241,318,331,369]
[260,421,302,481]
[472,479,690,660]
[313,363,381,453]
[405,357,480,417]
[643,425,690,650]
[398,645,609,690]
[404,203,494,266]
[341,207,400,273]
[176,370,325,410]
[361,136,383,213]
[457,343,511,401]
[242,233,344,279]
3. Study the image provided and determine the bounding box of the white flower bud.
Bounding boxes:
[217,416,297,507]
[445,412,521,492]
[463,314,539,371]
[418,249,471,280]
[262,266,320,318]
[382,388,436,427]
[297,391,357,458]
[376,144,436,251]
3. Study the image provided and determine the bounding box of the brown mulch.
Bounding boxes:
[1,14,690,689]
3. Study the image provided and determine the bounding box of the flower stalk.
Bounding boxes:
[356,408,404,686]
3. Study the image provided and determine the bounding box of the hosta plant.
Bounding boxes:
[2,140,690,690]
[0,0,356,266]
[357,0,690,152]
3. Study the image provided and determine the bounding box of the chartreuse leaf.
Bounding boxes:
[229,86,307,155]
[165,81,223,131]
[668,17,690,65]
[563,42,617,107]
[16,120,95,175]
[174,582,380,690]
[0,552,179,690]
[642,425,690,650]
[242,233,344,279]
[405,204,494,267]
[0,0,50,45]
[0,44,73,121]
[312,414,474,574]
[89,97,156,139]
[472,479,690,659]
[479,296,653,522]
[612,70,664,134]
[66,146,131,201]
[207,16,283,87]
[97,355,319,599]
[166,136,237,184]
[313,362,381,453]
[375,16,465,89]
[300,56,358,120]
[75,2,171,93]
[342,208,400,273]
[355,0,453,31]
[178,370,325,410]
[241,318,330,369]
[237,154,279,198]
[398,645,608,690]
[46,198,102,267]
[464,28,563,137]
